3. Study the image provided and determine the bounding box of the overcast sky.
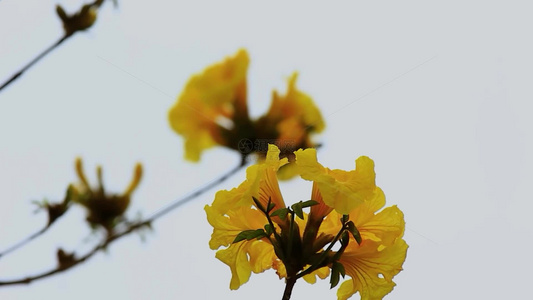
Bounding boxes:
[1,1,532,299]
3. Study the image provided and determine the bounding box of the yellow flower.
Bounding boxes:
[319,186,407,300]
[318,188,405,246]
[206,205,277,289]
[255,73,325,177]
[168,50,324,172]
[255,73,325,147]
[295,148,378,215]
[206,145,407,299]
[168,49,250,161]
[337,239,408,300]
[205,144,288,289]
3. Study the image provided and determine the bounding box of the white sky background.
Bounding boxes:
[1,0,532,299]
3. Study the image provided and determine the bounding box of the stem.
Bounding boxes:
[282,276,297,300]
[0,220,146,286]
[286,209,295,259]
[0,226,48,259]
[296,221,347,280]
[0,35,70,92]
[146,156,247,222]
[263,209,285,260]
[0,0,107,93]
[0,199,70,259]
[256,197,285,256]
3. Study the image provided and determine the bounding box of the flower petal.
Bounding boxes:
[215,242,252,290]
[319,190,405,246]
[244,145,288,213]
[337,239,408,300]
[295,148,377,214]
[302,266,330,284]
[205,204,266,250]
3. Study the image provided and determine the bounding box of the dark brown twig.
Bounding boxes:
[282,276,297,300]
[0,157,247,286]
[0,36,70,92]
[0,0,107,93]
[0,226,49,259]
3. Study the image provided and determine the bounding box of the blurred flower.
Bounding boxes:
[56,248,76,270]
[168,50,324,174]
[169,50,250,162]
[205,145,407,299]
[255,73,325,179]
[56,4,98,36]
[71,158,142,234]
[33,185,74,226]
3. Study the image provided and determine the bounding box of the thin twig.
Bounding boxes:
[146,155,247,222]
[0,226,49,259]
[0,0,108,93]
[0,157,248,286]
[0,197,71,259]
[0,221,146,286]
[0,35,70,92]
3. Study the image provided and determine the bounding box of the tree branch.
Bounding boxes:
[0,157,248,286]
[0,226,49,259]
[0,0,109,93]
[146,155,247,222]
[0,35,70,92]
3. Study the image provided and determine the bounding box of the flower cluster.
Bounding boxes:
[205,145,407,300]
[168,50,324,178]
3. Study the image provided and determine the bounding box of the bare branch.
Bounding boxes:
[0,157,248,286]
[0,226,49,259]
[0,0,109,93]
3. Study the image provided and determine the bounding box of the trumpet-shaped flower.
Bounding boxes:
[318,186,406,300]
[206,145,288,288]
[169,50,324,174]
[205,145,407,299]
[168,50,250,161]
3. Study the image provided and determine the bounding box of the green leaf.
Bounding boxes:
[233,234,247,244]
[330,270,340,289]
[252,196,266,212]
[340,231,350,247]
[346,221,362,245]
[330,261,345,289]
[267,202,276,213]
[232,229,267,243]
[291,202,304,219]
[336,261,346,278]
[301,200,319,208]
[264,224,273,235]
[270,208,289,220]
